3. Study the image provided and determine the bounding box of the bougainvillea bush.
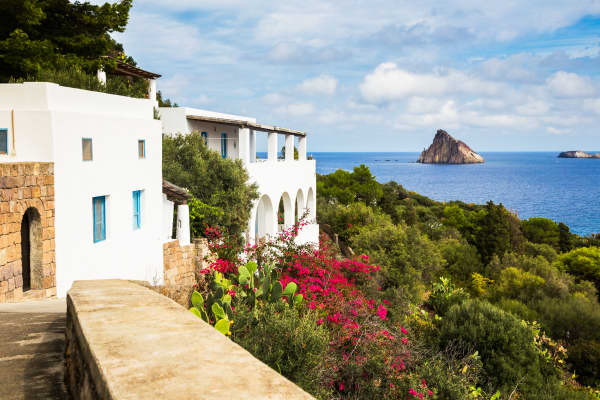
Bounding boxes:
[194,220,436,399]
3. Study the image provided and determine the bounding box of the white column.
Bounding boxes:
[267,132,278,162]
[249,130,256,163]
[238,127,250,165]
[162,194,175,241]
[148,79,157,104]
[285,134,294,161]
[298,136,307,161]
[248,207,256,245]
[176,204,190,246]
[97,69,107,85]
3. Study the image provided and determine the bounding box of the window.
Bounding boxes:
[201,132,208,146]
[82,138,93,161]
[93,196,106,242]
[138,140,145,158]
[221,133,227,158]
[132,190,141,229]
[0,129,7,154]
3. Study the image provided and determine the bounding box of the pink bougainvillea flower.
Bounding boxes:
[377,304,388,320]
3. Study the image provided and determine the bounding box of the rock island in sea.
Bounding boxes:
[417,129,484,164]
[558,151,600,158]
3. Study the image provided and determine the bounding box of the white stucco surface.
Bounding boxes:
[0,82,164,297]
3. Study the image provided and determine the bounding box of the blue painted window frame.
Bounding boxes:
[133,190,141,230]
[138,139,146,159]
[201,132,208,146]
[93,196,106,242]
[0,129,7,154]
[221,133,227,158]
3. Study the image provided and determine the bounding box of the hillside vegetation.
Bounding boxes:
[316,165,600,398]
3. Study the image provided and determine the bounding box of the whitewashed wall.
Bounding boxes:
[159,106,319,247]
[0,83,165,297]
[246,160,319,245]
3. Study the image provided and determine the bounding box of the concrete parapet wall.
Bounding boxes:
[65,279,313,399]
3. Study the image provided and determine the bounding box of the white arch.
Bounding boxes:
[295,188,305,222]
[255,194,275,239]
[306,187,315,220]
[278,192,293,231]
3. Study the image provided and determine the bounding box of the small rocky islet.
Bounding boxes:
[557,151,600,158]
[417,129,484,164]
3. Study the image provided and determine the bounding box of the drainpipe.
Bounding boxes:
[10,109,16,156]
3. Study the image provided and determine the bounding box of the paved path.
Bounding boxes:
[0,299,68,400]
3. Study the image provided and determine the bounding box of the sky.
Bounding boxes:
[105,0,600,151]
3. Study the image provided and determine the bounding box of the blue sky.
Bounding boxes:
[107,1,600,151]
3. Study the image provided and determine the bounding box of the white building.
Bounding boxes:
[0,82,165,300]
[0,78,318,304]
[159,107,319,246]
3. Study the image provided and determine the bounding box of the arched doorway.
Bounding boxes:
[277,192,293,231]
[295,189,305,222]
[255,195,275,239]
[21,207,42,292]
[306,187,315,220]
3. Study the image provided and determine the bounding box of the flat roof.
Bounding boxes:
[186,114,306,137]
[102,56,162,80]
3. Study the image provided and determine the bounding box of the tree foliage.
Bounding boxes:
[0,0,133,82]
[162,131,258,247]
[554,246,600,294]
[521,217,560,250]
[438,300,557,397]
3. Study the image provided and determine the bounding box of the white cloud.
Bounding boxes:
[359,63,502,103]
[298,75,338,95]
[275,102,315,117]
[583,99,600,114]
[546,71,596,98]
[262,93,289,105]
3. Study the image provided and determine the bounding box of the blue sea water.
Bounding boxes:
[310,152,600,236]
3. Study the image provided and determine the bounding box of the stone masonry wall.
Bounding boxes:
[162,238,214,287]
[0,163,55,303]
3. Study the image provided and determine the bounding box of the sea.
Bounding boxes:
[309,152,600,236]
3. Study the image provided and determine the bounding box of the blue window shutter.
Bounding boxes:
[93,196,106,242]
[132,190,141,229]
[221,133,227,158]
[0,129,7,154]
[201,132,208,146]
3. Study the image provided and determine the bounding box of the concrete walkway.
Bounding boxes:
[0,299,68,400]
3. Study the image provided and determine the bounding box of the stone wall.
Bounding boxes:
[65,280,314,399]
[0,162,55,303]
[162,238,214,287]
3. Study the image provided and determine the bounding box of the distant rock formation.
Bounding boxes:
[558,151,600,159]
[417,130,484,164]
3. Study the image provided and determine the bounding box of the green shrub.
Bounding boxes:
[439,238,483,286]
[492,267,546,303]
[532,295,600,387]
[351,220,444,302]
[568,339,600,388]
[521,217,560,250]
[495,298,539,322]
[232,302,332,399]
[554,247,600,294]
[416,350,483,400]
[12,66,149,98]
[438,299,558,397]
[523,241,558,263]
[428,277,470,316]
[317,201,382,243]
